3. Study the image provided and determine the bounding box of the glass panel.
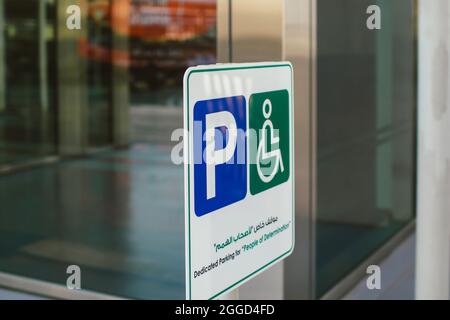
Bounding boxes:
[0,0,217,299]
[0,0,56,166]
[129,0,216,143]
[315,0,416,296]
[87,0,113,147]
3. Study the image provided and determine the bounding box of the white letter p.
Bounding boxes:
[205,111,237,200]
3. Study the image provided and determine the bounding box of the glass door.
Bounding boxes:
[315,0,417,297]
[0,0,57,166]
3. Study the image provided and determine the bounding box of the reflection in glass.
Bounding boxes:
[0,0,57,166]
[129,0,216,143]
[0,0,216,299]
[315,0,416,296]
[87,0,113,147]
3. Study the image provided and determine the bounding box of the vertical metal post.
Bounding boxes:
[217,0,237,300]
[416,0,450,300]
[375,0,393,218]
[218,0,315,300]
[229,0,285,300]
[39,0,49,113]
[57,0,88,155]
[0,0,5,113]
[111,0,130,147]
[39,0,50,145]
[283,0,316,300]
[217,0,231,63]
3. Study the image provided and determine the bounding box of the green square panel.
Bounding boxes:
[249,89,290,195]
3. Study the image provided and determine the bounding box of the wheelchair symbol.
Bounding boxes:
[256,99,285,183]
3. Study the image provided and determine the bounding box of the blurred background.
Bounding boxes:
[0,0,216,299]
[0,0,435,300]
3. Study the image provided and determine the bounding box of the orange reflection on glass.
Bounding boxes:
[130,0,216,41]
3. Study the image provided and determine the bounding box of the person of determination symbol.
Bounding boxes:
[256,99,285,183]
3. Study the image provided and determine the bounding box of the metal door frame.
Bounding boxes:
[220,0,417,300]
[217,0,317,299]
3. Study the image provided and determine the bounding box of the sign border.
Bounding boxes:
[185,62,295,300]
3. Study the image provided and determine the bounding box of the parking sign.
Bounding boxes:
[184,62,294,300]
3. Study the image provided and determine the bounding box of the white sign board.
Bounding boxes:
[184,62,295,300]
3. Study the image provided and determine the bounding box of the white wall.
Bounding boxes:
[416,0,450,300]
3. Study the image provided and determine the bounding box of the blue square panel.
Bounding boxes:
[193,96,247,217]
